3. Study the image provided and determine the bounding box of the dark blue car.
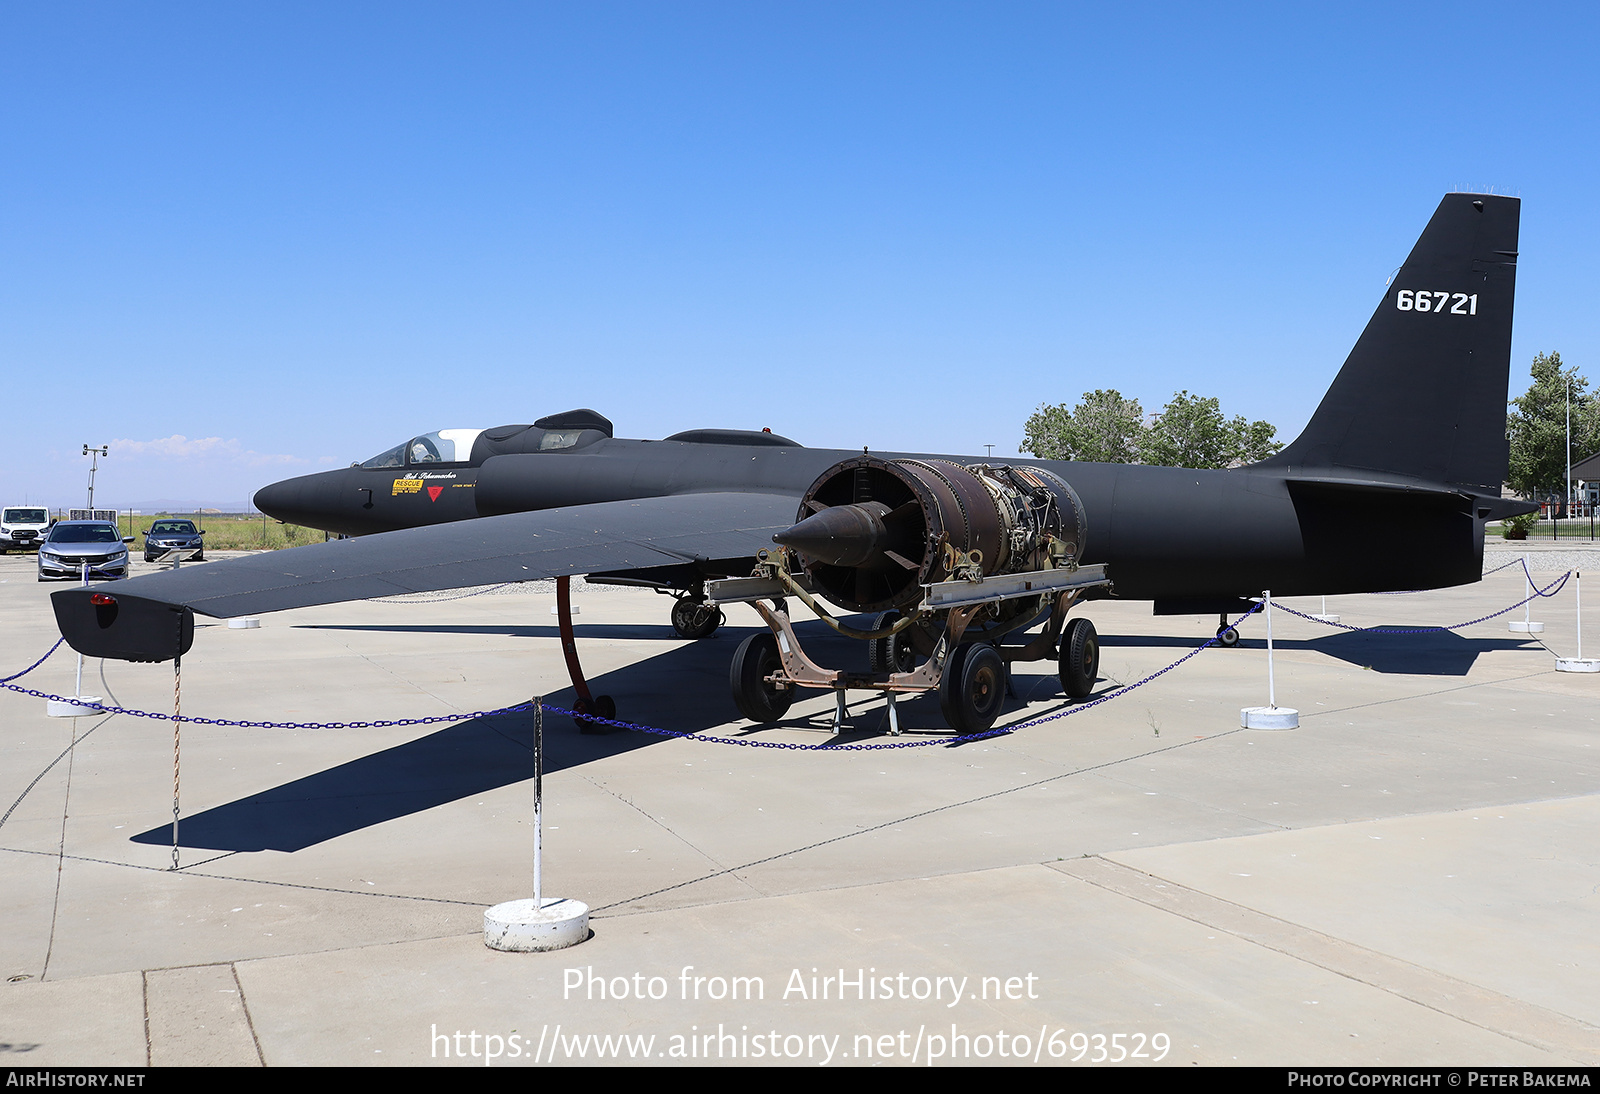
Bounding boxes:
[142,518,206,562]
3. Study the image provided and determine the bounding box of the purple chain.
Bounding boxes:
[0,564,1570,745]
[1,637,63,683]
[1273,569,1570,633]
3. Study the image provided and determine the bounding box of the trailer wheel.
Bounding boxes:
[1059,617,1100,699]
[730,633,793,723]
[940,644,1005,732]
[867,611,916,674]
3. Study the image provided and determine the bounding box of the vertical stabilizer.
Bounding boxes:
[1264,194,1519,493]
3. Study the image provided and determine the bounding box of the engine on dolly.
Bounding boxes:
[710,454,1109,735]
[775,454,1086,616]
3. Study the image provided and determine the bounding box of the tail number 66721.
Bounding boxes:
[1397,290,1477,314]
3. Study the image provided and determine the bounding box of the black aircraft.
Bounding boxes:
[52,194,1533,731]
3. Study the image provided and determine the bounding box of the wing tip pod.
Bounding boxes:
[51,588,195,663]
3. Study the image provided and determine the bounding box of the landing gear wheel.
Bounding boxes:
[572,694,618,734]
[867,611,916,674]
[1216,626,1240,648]
[671,596,723,639]
[730,633,793,723]
[939,644,1006,733]
[1058,617,1100,699]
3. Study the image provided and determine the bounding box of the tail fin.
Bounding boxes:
[1263,193,1519,494]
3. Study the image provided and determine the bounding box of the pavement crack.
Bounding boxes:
[231,962,266,1066]
[579,773,763,897]
[593,729,1245,913]
[1308,669,1556,718]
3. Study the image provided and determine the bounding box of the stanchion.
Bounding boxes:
[1508,555,1545,633]
[1555,572,1599,673]
[1242,590,1299,729]
[485,698,589,951]
[1309,595,1340,624]
[47,564,102,717]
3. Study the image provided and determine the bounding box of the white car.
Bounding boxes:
[1,506,51,553]
[37,520,133,581]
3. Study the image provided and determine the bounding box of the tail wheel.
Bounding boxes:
[867,610,916,674]
[572,694,618,734]
[730,633,793,723]
[672,597,723,640]
[1216,626,1240,648]
[939,644,1006,732]
[1059,617,1100,699]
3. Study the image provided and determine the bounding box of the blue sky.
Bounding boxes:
[3,3,1596,508]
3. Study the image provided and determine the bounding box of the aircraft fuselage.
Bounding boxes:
[256,435,1490,606]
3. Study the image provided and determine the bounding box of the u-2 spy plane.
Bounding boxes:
[53,194,1531,733]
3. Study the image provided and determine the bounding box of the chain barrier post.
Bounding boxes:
[170,644,181,870]
[47,569,102,718]
[1509,554,1545,633]
[484,697,589,951]
[1242,589,1299,729]
[1556,571,1600,673]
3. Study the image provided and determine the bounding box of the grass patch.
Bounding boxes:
[116,513,329,552]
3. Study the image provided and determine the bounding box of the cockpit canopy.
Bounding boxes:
[357,412,617,468]
[359,429,484,468]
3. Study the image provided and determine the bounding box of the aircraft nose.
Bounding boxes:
[253,470,348,529]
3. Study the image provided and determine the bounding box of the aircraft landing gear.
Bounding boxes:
[670,594,723,640]
[1216,613,1240,648]
[555,575,618,733]
[1058,617,1099,698]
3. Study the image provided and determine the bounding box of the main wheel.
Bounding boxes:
[939,644,1006,732]
[1058,617,1100,699]
[867,610,916,674]
[730,632,793,723]
[671,596,723,639]
[1216,625,1240,648]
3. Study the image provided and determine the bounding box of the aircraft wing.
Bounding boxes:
[50,491,800,662]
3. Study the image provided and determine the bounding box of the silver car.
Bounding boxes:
[37,520,133,582]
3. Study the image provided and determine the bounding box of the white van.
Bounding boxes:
[0,507,51,553]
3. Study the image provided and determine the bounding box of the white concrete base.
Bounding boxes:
[48,696,105,718]
[484,898,590,952]
[1507,621,1545,633]
[550,604,579,615]
[1555,658,1600,673]
[1310,614,1341,624]
[1241,705,1299,729]
[227,617,261,629]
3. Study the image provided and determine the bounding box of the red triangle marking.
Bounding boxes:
[427,486,444,502]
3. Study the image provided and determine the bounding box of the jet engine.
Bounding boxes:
[773,455,1087,614]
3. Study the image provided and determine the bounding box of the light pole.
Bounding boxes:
[82,445,108,510]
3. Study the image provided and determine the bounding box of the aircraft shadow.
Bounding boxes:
[1101,629,1537,676]
[129,623,878,853]
[299,623,680,641]
[133,621,1520,852]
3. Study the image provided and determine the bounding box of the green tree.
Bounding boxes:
[1020,389,1144,463]
[1507,351,1600,500]
[1138,391,1283,469]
